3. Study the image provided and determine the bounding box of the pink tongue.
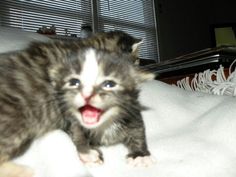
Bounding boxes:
[80,105,102,125]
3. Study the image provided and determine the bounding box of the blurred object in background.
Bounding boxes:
[37,25,56,35]
[80,24,93,38]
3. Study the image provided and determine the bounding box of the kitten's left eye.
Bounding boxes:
[102,80,117,89]
[69,78,81,87]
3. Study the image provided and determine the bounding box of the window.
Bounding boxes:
[0,0,159,61]
[0,0,92,36]
[96,1,158,61]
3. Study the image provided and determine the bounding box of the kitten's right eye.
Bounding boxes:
[102,80,117,90]
[69,78,81,87]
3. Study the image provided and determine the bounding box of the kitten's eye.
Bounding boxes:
[102,80,117,89]
[69,78,80,87]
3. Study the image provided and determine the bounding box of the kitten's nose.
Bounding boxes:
[82,95,92,103]
[82,87,93,102]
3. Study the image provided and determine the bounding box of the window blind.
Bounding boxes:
[0,0,159,61]
[0,0,92,36]
[96,0,159,61]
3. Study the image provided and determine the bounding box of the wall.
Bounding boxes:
[156,0,236,61]
[210,0,236,24]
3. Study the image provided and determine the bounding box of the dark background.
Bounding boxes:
[155,0,236,61]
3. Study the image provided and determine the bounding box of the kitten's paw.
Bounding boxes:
[126,156,156,167]
[79,149,103,166]
[0,162,34,177]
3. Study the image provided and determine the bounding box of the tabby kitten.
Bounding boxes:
[64,48,155,166]
[0,40,153,169]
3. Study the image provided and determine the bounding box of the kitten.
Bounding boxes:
[0,40,153,174]
[81,30,142,65]
[64,48,155,166]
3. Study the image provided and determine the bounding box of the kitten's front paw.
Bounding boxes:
[126,156,156,167]
[0,162,34,177]
[79,149,103,166]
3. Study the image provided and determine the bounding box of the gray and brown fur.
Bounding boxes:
[80,30,142,64]
[0,41,72,164]
[64,49,154,161]
[0,40,153,165]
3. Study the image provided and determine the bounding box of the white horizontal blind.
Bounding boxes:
[0,0,92,36]
[0,0,159,61]
[96,0,159,61]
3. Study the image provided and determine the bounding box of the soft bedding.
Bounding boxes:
[14,80,236,177]
[1,27,236,177]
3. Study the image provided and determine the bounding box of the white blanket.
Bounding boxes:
[13,80,236,177]
[1,26,235,177]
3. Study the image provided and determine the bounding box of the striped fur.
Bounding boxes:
[64,48,154,161]
[80,30,142,64]
[0,41,75,164]
[0,39,153,166]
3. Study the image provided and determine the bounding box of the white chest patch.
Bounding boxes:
[80,49,99,97]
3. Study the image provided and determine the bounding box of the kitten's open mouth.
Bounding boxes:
[79,105,103,125]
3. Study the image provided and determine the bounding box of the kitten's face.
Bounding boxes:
[50,48,153,129]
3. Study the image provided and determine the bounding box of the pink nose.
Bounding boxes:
[81,88,93,102]
[82,94,93,103]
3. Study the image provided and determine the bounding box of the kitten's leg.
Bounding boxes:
[0,161,34,177]
[126,155,156,167]
[79,148,103,166]
[66,120,103,165]
[125,123,155,167]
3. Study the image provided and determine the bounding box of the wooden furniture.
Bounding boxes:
[142,46,236,84]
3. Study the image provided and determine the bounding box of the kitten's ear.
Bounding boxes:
[132,38,143,53]
[131,38,143,65]
[134,69,156,84]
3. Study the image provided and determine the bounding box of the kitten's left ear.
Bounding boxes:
[132,38,143,53]
[131,38,143,65]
